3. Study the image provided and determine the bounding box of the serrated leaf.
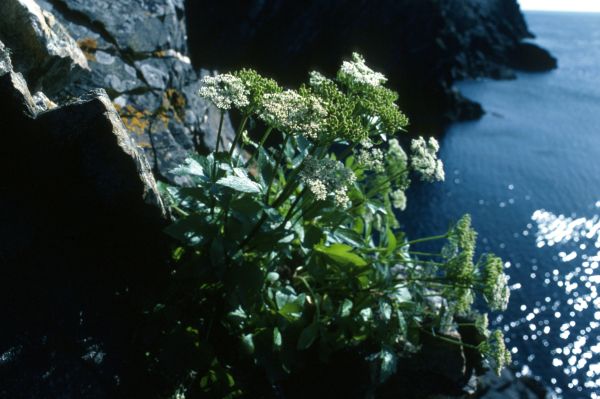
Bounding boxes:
[217,174,262,193]
[171,157,205,177]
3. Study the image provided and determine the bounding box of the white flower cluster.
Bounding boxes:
[308,71,329,87]
[387,138,407,166]
[410,136,445,182]
[198,73,249,110]
[259,90,327,140]
[301,156,356,207]
[390,189,407,211]
[356,146,385,172]
[339,53,387,87]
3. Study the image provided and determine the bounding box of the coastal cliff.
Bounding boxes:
[0,0,557,397]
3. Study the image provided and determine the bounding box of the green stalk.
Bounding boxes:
[282,188,307,226]
[244,126,274,168]
[215,111,225,152]
[421,329,479,350]
[228,114,250,157]
[405,234,449,246]
[266,134,290,204]
[209,111,226,216]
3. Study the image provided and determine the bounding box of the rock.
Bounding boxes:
[185,0,556,134]
[0,0,89,95]
[0,39,169,398]
[509,42,558,72]
[28,0,234,179]
[475,368,556,399]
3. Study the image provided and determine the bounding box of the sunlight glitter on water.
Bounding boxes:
[523,206,600,396]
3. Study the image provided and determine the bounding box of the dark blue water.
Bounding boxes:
[403,11,600,398]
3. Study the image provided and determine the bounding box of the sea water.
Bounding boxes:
[402,11,600,398]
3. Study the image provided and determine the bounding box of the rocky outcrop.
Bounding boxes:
[0,0,234,180]
[0,0,89,95]
[185,0,557,134]
[0,39,169,397]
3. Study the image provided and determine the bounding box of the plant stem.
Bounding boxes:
[228,114,250,157]
[266,134,290,204]
[245,126,274,168]
[408,251,444,257]
[405,234,448,246]
[421,329,479,350]
[215,111,225,152]
[282,188,306,226]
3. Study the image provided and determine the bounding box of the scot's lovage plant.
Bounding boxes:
[159,53,511,397]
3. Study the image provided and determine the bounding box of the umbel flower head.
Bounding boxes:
[478,329,512,375]
[410,136,445,182]
[480,254,510,311]
[444,215,478,313]
[338,52,388,87]
[356,145,385,172]
[300,156,356,207]
[199,73,249,110]
[259,90,327,140]
[390,189,407,211]
[387,139,408,167]
[234,68,281,112]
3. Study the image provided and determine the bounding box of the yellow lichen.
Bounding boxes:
[77,38,98,62]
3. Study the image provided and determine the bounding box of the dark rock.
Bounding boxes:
[474,369,556,399]
[184,0,555,134]
[0,39,169,398]
[509,42,558,72]
[0,0,89,95]
[25,0,234,179]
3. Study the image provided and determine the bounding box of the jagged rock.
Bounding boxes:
[30,0,234,179]
[0,39,169,398]
[185,0,556,134]
[0,0,89,95]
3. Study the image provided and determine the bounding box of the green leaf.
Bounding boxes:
[164,214,215,246]
[359,307,373,322]
[242,333,255,354]
[385,227,397,255]
[315,243,367,267]
[396,309,407,335]
[333,227,364,248]
[276,290,306,321]
[297,321,319,350]
[273,327,282,349]
[379,301,392,321]
[228,306,247,321]
[391,285,412,303]
[217,168,262,193]
[172,157,206,177]
[339,299,353,317]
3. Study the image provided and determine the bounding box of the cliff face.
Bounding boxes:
[0,0,234,180]
[185,0,556,134]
